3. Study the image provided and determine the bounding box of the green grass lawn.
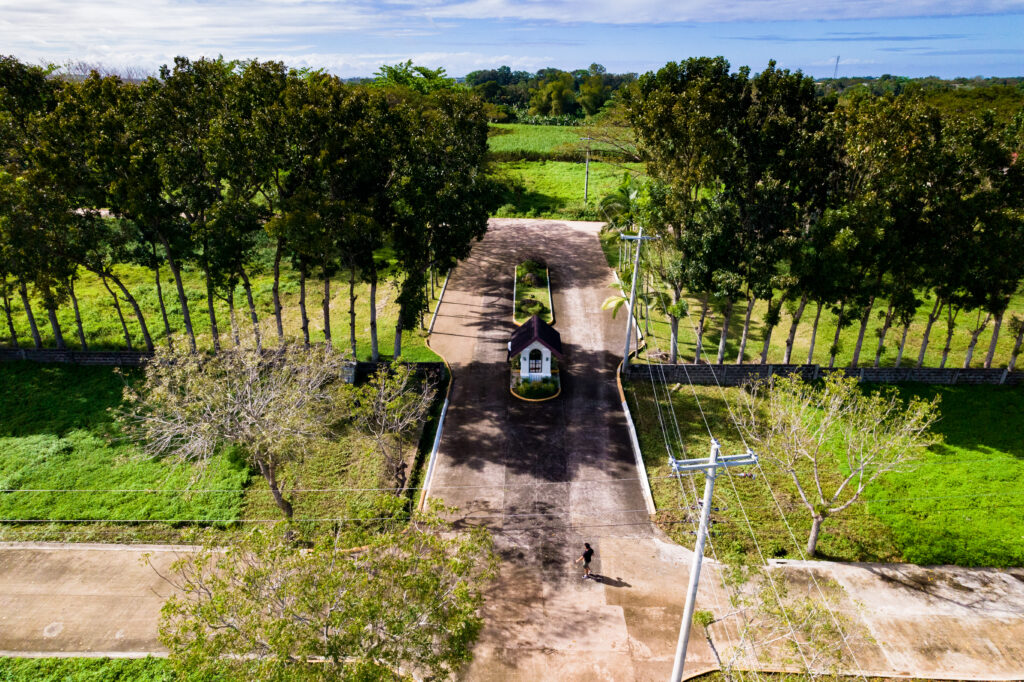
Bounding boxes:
[493,160,641,221]
[488,123,588,161]
[0,656,196,682]
[626,380,1024,567]
[0,364,248,529]
[601,232,1024,371]
[1,257,441,362]
[0,358,442,542]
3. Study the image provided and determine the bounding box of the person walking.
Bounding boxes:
[576,542,595,580]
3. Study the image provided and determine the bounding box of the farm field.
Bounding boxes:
[625,380,1024,567]
[601,233,1024,370]
[0,256,441,362]
[0,361,437,543]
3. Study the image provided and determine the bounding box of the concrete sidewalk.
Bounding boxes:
[0,542,181,656]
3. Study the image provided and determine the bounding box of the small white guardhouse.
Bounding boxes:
[508,315,563,382]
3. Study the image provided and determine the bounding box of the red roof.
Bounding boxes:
[509,315,563,359]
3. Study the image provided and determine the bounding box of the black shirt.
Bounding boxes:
[583,548,594,563]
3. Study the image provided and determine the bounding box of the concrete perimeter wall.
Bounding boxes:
[0,349,445,383]
[623,362,1023,386]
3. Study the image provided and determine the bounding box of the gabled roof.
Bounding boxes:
[509,315,563,359]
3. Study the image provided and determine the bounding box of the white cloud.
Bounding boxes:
[417,0,1024,23]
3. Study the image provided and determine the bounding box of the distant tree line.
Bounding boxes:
[465,63,637,122]
[0,55,498,357]
[606,57,1024,369]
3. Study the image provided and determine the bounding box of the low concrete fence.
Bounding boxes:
[0,348,445,382]
[0,348,152,366]
[623,362,1023,386]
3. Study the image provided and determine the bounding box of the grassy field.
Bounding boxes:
[0,359,441,543]
[493,160,641,221]
[1,256,441,362]
[0,363,249,529]
[601,232,1024,371]
[488,123,588,161]
[626,379,1024,567]
[0,656,196,682]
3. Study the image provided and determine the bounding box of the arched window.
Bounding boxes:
[529,348,543,373]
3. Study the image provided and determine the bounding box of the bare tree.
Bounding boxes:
[736,373,940,557]
[348,362,436,491]
[119,344,351,518]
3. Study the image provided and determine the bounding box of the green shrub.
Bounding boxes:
[515,378,559,399]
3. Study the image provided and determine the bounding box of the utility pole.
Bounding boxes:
[621,229,654,370]
[669,439,758,682]
[580,136,593,203]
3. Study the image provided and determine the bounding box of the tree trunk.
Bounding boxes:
[239,268,261,351]
[101,275,133,350]
[1,283,20,348]
[107,272,154,352]
[984,311,1003,369]
[759,298,777,365]
[807,301,822,364]
[18,282,42,350]
[1008,323,1024,372]
[736,296,755,364]
[322,275,332,347]
[916,298,942,368]
[694,293,710,364]
[393,323,403,359]
[716,297,732,364]
[160,236,195,352]
[153,258,173,349]
[203,265,220,352]
[783,294,807,364]
[68,278,87,350]
[348,268,358,357]
[669,315,680,364]
[298,264,310,347]
[227,285,240,347]
[669,287,682,364]
[873,303,895,368]
[807,515,825,558]
[828,301,845,368]
[849,296,875,368]
[272,237,284,343]
[963,312,990,369]
[45,302,65,350]
[257,459,293,519]
[939,305,959,369]
[369,270,379,362]
[895,324,910,368]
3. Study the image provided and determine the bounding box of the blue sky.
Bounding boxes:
[1,0,1022,78]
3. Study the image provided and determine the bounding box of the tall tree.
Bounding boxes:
[624,56,745,363]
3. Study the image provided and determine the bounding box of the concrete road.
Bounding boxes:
[0,542,178,655]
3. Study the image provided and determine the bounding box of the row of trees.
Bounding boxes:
[466,63,637,120]
[0,55,497,358]
[604,57,1024,369]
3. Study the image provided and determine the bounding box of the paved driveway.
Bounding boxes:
[427,218,691,680]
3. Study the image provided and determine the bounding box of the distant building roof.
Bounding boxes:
[509,315,563,359]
